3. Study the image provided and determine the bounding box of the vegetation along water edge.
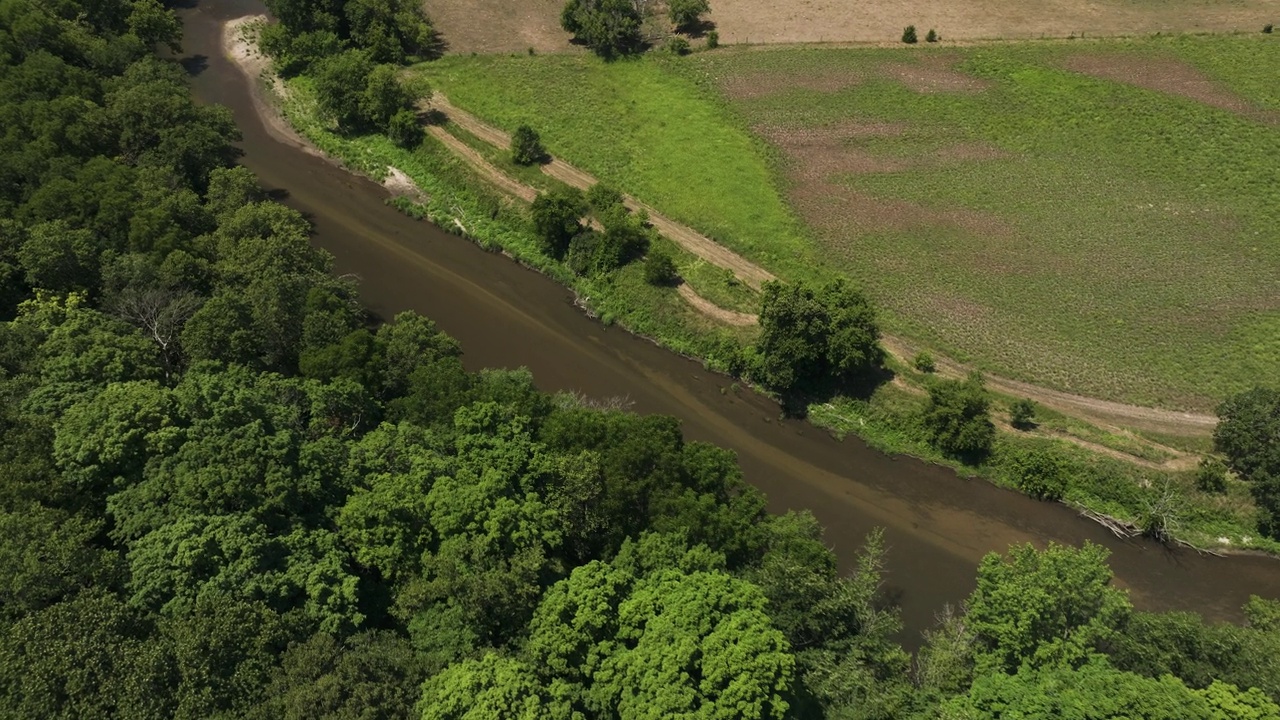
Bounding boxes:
[239,7,1280,557]
[2,0,1279,717]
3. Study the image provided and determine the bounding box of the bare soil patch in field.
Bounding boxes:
[425,0,572,54]
[761,118,1013,236]
[793,179,1015,240]
[707,0,1275,45]
[880,58,994,93]
[756,122,912,178]
[719,69,869,100]
[1062,53,1280,123]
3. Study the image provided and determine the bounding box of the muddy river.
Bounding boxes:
[179,0,1278,644]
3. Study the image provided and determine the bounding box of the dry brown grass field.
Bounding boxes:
[424,0,1279,53]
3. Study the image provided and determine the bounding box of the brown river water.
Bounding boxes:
[178,0,1279,644]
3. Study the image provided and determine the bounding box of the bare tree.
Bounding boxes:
[111,287,204,378]
[1139,479,1185,544]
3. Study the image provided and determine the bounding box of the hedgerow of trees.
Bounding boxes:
[4,2,1279,718]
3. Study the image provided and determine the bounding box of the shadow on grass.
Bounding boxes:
[776,365,896,419]
[681,19,718,39]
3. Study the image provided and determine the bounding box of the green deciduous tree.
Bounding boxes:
[756,279,882,394]
[256,630,425,720]
[1106,609,1280,701]
[418,652,560,720]
[668,0,710,31]
[922,374,995,461]
[1003,446,1066,501]
[1214,386,1280,482]
[644,248,678,286]
[1009,397,1036,429]
[345,0,436,63]
[966,542,1130,673]
[313,50,376,131]
[360,63,413,131]
[1214,388,1280,537]
[388,108,423,148]
[530,187,586,259]
[160,594,288,718]
[0,504,123,620]
[526,533,795,719]
[560,0,644,58]
[945,658,1221,720]
[511,124,547,166]
[0,590,176,720]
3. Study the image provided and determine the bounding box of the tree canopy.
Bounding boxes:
[755,279,883,395]
[0,3,1276,719]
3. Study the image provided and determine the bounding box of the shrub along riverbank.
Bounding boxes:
[246,22,1279,555]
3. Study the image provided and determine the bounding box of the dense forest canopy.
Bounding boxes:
[0,1,1277,718]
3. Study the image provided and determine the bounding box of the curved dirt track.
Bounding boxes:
[677,284,759,326]
[427,95,778,290]
[424,93,1221,436]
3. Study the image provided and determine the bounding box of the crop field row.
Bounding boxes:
[415,34,1280,410]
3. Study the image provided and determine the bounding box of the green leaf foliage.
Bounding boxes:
[756,279,883,395]
[560,0,644,58]
[966,542,1131,674]
[921,374,995,461]
[1,3,1276,717]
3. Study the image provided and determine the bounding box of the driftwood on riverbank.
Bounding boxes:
[1066,501,1225,557]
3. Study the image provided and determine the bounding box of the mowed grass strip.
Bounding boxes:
[413,53,815,276]
[698,36,1280,410]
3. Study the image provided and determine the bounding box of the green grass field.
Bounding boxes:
[416,35,1280,411]
[273,50,1276,553]
[413,54,816,276]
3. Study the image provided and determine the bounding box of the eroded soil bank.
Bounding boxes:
[181,0,1280,643]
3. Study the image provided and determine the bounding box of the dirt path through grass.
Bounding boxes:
[677,284,759,325]
[424,92,1219,435]
[424,124,537,202]
[880,336,1217,436]
[427,94,779,290]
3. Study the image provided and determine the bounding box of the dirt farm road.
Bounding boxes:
[429,93,1220,436]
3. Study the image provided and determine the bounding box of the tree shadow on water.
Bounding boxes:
[179,54,208,76]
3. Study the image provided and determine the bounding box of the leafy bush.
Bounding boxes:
[926,29,939,42]
[668,0,710,31]
[706,30,719,48]
[1195,458,1228,494]
[902,25,918,44]
[566,230,603,276]
[913,351,936,373]
[756,279,883,394]
[1009,398,1037,430]
[587,183,624,212]
[667,36,691,56]
[1265,23,1274,33]
[1004,447,1067,501]
[530,188,586,258]
[511,124,547,166]
[387,108,423,148]
[922,374,995,461]
[560,0,643,58]
[644,250,679,286]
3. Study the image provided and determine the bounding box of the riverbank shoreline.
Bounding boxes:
[220,14,1276,558]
